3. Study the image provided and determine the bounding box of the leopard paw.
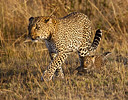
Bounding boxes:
[41,70,53,81]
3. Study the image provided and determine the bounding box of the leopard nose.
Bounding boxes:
[31,36,40,40]
[36,36,40,39]
[31,37,35,40]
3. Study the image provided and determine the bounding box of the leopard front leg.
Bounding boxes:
[55,66,64,79]
[49,52,57,61]
[49,53,64,79]
[42,52,68,81]
[78,46,90,67]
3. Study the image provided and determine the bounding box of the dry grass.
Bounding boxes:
[0,0,128,100]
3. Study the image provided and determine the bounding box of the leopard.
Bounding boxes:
[28,12,102,81]
[75,52,111,74]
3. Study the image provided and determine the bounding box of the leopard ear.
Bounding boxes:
[48,18,53,24]
[45,17,57,24]
[91,56,96,63]
[29,17,34,22]
[44,18,53,24]
[103,52,111,57]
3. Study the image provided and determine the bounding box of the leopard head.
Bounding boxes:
[83,56,95,69]
[28,16,56,42]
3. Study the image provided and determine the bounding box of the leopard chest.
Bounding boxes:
[44,40,58,53]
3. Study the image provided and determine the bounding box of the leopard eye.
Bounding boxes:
[86,61,89,64]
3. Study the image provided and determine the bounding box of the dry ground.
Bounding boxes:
[0,0,128,100]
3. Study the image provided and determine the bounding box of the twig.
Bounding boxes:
[88,0,115,32]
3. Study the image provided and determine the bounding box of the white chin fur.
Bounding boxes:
[32,39,39,42]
